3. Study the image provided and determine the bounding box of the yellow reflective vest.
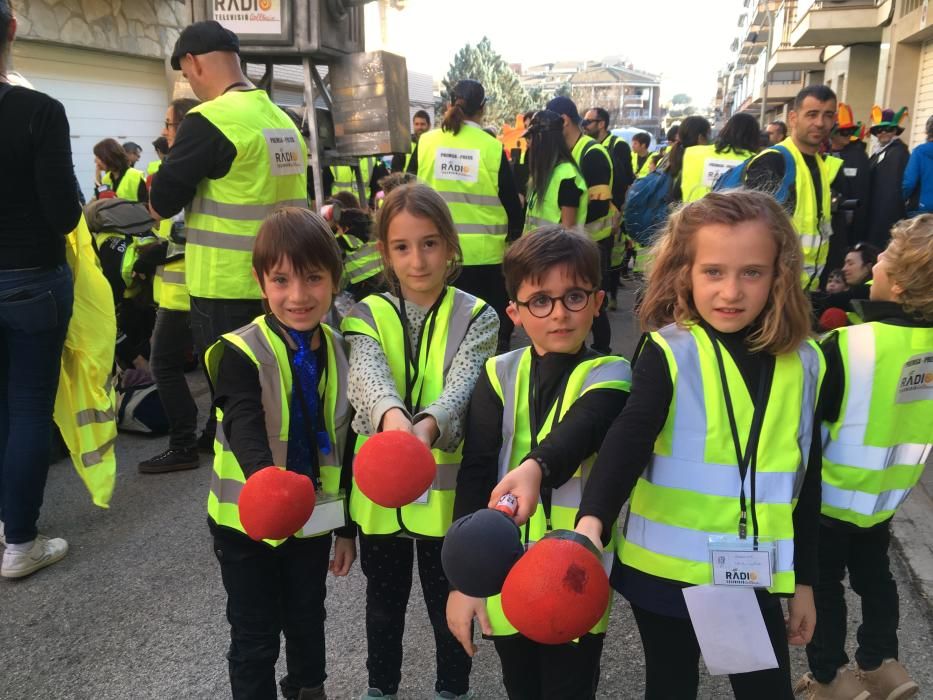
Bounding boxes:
[337,232,383,285]
[204,317,350,546]
[524,160,588,234]
[632,151,652,179]
[53,215,118,507]
[417,124,510,266]
[749,139,839,289]
[681,144,753,202]
[482,347,632,636]
[341,287,489,537]
[571,134,614,242]
[618,323,824,595]
[102,168,146,202]
[184,89,308,300]
[821,321,933,528]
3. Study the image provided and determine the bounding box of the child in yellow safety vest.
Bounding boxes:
[341,183,499,700]
[447,226,631,699]
[796,216,933,700]
[207,208,357,700]
[575,190,824,698]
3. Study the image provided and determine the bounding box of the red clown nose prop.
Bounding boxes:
[501,529,610,645]
[238,467,316,541]
[354,431,436,508]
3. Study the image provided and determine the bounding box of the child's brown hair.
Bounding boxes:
[503,226,600,300]
[639,190,813,355]
[252,207,343,290]
[884,215,933,320]
[376,183,462,284]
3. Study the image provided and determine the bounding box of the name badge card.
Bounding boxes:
[708,536,774,588]
[301,489,347,537]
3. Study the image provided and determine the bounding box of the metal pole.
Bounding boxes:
[303,57,325,210]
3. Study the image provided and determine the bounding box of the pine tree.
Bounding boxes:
[440,37,533,127]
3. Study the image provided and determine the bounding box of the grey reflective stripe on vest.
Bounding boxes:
[347,256,382,279]
[457,223,509,236]
[75,407,115,427]
[186,228,257,252]
[210,475,244,506]
[494,349,524,481]
[439,191,502,207]
[583,215,612,234]
[525,215,553,228]
[822,482,915,517]
[82,436,117,468]
[442,290,483,372]
[158,269,185,285]
[824,441,930,472]
[793,341,821,498]
[190,196,307,221]
[433,462,460,490]
[625,512,795,571]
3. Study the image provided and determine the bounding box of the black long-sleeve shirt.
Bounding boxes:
[149,112,238,219]
[0,85,82,269]
[577,327,825,615]
[576,135,613,227]
[407,136,525,242]
[453,346,629,522]
[212,315,356,538]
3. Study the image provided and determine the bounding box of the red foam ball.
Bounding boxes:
[819,307,849,331]
[501,531,610,645]
[238,466,316,541]
[354,431,436,508]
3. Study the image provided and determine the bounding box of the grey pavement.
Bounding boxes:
[3,285,933,699]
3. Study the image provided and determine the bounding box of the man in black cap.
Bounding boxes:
[546,95,614,354]
[147,24,308,455]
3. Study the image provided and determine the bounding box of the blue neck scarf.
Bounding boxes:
[285,328,331,482]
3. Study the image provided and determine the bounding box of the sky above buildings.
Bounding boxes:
[365,0,737,105]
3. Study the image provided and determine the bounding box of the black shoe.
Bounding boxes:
[138,448,200,474]
[197,429,215,453]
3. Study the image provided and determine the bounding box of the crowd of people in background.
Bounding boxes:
[3,6,933,700]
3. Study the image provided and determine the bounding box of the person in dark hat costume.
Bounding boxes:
[867,106,910,247]
[823,103,871,285]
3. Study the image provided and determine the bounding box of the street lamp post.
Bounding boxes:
[759,1,780,125]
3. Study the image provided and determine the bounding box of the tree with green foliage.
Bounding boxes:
[440,37,533,126]
[671,93,692,105]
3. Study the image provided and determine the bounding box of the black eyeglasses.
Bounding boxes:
[515,288,596,317]
[581,119,601,128]
[164,120,179,129]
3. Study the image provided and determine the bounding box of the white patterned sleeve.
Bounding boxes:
[346,332,409,437]
[414,304,500,451]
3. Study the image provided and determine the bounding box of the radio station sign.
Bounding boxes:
[209,0,293,44]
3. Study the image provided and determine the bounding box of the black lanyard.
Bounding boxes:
[222,81,250,94]
[397,287,444,414]
[703,326,773,542]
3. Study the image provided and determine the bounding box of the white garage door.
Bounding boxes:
[11,41,170,202]
[911,39,933,149]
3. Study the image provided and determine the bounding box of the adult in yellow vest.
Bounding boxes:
[410,79,524,352]
[93,137,148,203]
[140,96,203,474]
[522,109,587,232]
[150,21,308,451]
[746,85,838,290]
[547,96,614,354]
[799,219,933,699]
[681,112,759,202]
[0,11,84,577]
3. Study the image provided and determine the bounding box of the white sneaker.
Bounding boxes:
[1,535,68,579]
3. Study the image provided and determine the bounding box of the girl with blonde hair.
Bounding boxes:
[576,190,823,698]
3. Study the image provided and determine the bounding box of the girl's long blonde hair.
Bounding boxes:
[639,190,813,355]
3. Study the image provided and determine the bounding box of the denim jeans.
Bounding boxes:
[0,264,74,544]
[150,308,197,451]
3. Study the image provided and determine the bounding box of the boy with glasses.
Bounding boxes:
[447,225,631,699]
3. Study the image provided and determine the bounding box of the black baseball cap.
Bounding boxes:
[171,21,240,70]
[546,96,581,125]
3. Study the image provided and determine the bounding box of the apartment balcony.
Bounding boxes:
[790,0,895,47]
[739,79,801,113]
[768,45,824,71]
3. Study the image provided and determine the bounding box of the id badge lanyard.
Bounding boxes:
[702,325,774,545]
[398,287,443,415]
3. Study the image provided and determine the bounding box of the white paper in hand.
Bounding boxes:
[682,585,778,676]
